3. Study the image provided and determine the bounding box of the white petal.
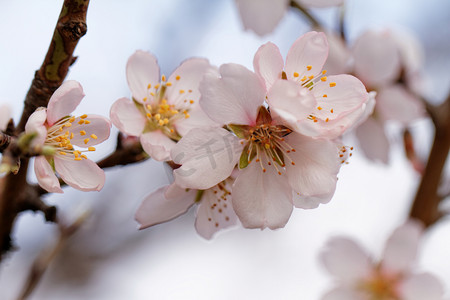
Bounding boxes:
[195,181,238,239]
[0,104,11,131]
[174,106,219,137]
[322,31,351,75]
[172,127,243,189]
[320,237,372,283]
[232,161,293,229]
[126,50,160,103]
[70,115,111,147]
[199,63,265,126]
[400,273,444,300]
[54,157,105,192]
[355,117,389,164]
[253,42,284,90]
[140,130,176,161]
[47,80,84,125]
[381,220,423,274]
[110,97,146,136]
[24,108,48,148]
[135,183,196,229]
[321,287,369,300]
[34,156,63,193]
[234,0,289,36]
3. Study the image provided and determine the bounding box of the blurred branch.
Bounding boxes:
[97,133,148,169]
[0,132,13,153]
[409,93,450,227]
[289,1,321,29]
[0,0,90,262]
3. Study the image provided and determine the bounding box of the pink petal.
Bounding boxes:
[199,63,265,126]
[232,161,293,229]
[172,127,243,190]
[34,156,63,193]
[294,192,336,209]
[135,183,196,229]
[110,97,146,136]
[320,237,372,283]
[253,42,284,90]
[195,181,238,239]
[140,130,176,161]
[322,31,351,75]
[126,50,160,103]
[54,157,105,192]
[355,117,390,164]
[24,108,48,147]
[322,287,368,300]
[235,0,290,36]
[400,273,444,300]
[353,30,401,88]
[376,85,426,124]
[381,220,423,274]
[70,115,111,147]
[0,104,11,131]
[173,106,219,137]
[47,80,84,126]
[296,0,344,8]
[166,57,217,108]
[267,79,316,130]
[285,32,329,82]
[284,133,340,205]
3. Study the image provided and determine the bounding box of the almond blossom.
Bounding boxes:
[135,177,238,239]
[25,80,111,193]
[110,51,217,161]
[320,221,444,300]
[235,0,344,36]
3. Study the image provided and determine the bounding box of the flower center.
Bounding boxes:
[45,114,96,161]
[361,269,401,300]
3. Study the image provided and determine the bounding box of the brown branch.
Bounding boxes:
[97,133,148,169]
[0,132,13,153]
[409,94,450,227]
[0,0,90,261]
[289,1,321,29]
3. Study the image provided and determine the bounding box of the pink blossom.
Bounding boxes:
[172,60,344,229]
[320,221,445,300]
[235,0,344,36]
[135,178,238,240]
[110,51,217,161]
[25,81,111,193]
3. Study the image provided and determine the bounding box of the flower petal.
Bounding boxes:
[70,115,111,147]
[195,181,238,239]
[25,108,48,147]
[172,127,243,190]
[166,57,217,108]
[381,220,423,274]
[320,237,372,283]
[174,106,219,137]
[232,161,293,230]
[54,157,105,192]
[321,287,369,300]
[296,0,344,8]
[0,104,11,131]
[353,30,401,88]
[400,273,444,300]
[235,0,290,36]
[199,63,265,126]
[135,183,196,229]
[110,97,146,136]
[285,31,329,81]
[47,80,84,126]
[140,130,176,161]
[355,117,390,164]
[34,156,63,193]
[376,85,425,124]
[284,133,340,205]
[126,50,160,103]
[253,42,284,90]
[322,31,351,75]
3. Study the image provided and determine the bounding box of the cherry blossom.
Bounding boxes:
[320,221,444,300]
[135,177,238,239]
[110,50,217,161]
[25,80,111,193]
[235,0,344,36]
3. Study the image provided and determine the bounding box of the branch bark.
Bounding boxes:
[0,0,90,261]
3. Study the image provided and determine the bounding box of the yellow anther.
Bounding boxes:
[59,127,63,132]
[189,100,194,104]
[330,109,334,113]
[293,72,299,78]
[184,113,190,119]
[70,133,74,139]
[84,138,90,144]
[69,116,76,123]
[163,118,169,124]
[162,75,166,82]
[59,151,67,156]
[308,75,314,80]
[301,76,307,82]
[73,150,81,156]
[188,89,192,93]
[90,134,98,139]
[80,114,88,119]
[171,109,178,114]
[150,92,155,97]
[323,94,328,98]
[80,130,86,136]
[307,65,312,71]
[74,157,82,161]
[64,123,72,127]
[78,120,85,125]
[155,84,160,89]
[146,113,152,118]
[317,106,322,110]
[154,114,161,120]
[146,104,152,110]
[265,143,270,149]
[321,76,327,82]
[84,120,91,124]
[88,147,96,151]
[143,97,148,102]
[179,89,185,94]
[147,83,151,89]
[166,82,172,86]
[170,129,174,133]
[326,118,329,122]
[158,119,164,126]
[330,82,336,87]
[322,70,327,75]
[176,75,181,81]
[81,154,87,159]
[66,145,73,150]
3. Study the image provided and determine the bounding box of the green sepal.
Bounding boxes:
[194,189,205,203]
[228,124,251,139]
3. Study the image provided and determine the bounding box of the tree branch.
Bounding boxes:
[289,1,322,29]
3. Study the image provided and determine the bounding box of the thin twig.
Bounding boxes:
[289,1,322,29]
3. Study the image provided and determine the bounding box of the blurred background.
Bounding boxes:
[0,0,449,299]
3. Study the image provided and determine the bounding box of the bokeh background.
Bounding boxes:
[0,0,449,299]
